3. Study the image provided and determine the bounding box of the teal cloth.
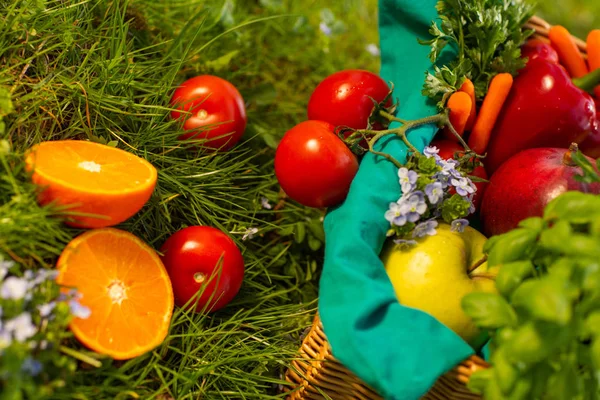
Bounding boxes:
[318,1,489,399]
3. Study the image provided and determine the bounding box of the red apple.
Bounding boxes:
[431,139,489,211]
[480,144,600,237]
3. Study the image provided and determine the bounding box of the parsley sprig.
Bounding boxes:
[420,0,535,107]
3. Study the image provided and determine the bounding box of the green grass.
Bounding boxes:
[0,0,598,399]
[0,0,378,398]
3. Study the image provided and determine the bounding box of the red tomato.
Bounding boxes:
[274,120,359,209]
[307,69,392,131]
[160,226,245,313]
[170,75,247,151]
[431,139,489,211]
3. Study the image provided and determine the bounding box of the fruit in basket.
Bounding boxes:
[56,228,174,360]
[307,69,393,132]
[380,223,497,350]
[160,226,245,313]
[579,99,600,159]
[484,59,599,175]
[25,140,157,228]
[170,75,247,151]
[480,144,600,237]
[274,120,359,208]
[521,39,559,66]
[432,139,488,211]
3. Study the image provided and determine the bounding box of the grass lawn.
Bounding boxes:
[0,0,598,399]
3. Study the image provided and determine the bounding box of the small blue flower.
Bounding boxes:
[398,167,418,194]
[260,197,272,210]
[412,220,438,238]
[21,357,43,376]
[365,43,380,57]
[451,219,470,233]
[319,22,332,36]
[38,302,56,319]
[4,312,37,342]
[385,202,408,227]
[399,191,428,223]
[1,276,29,300]
[425,181,444,205]
[0,260,13,280]
[423,146,441,159]
[437,158,460,175]
[0,328,10,350]
[68,299,91,320]
[242,227,259,241]
[451,177,476,197]
[433,172,450,189]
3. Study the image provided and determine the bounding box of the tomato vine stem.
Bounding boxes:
[351,109,479,167]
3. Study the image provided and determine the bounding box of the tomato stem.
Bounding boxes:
[351,109,482,168]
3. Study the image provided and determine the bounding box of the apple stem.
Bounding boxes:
[562,142,579,167]
[467,254,488,275]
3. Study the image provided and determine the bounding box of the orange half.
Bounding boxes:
[56,228,174,360]
[25,140,157,228]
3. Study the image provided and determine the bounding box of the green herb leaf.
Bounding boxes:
[487,228,538,266]
[510,279,573,325]
[462,292,518,329]
[495,260,535,297]
[440,194,471,223]
[467,368,493,395]
[491,348,518,394]
[540,221,600,259]
[571,150,600,183]
[505,322,565,364]
[543,191,600,223]
[547,362,582,400]
[517,217,544,232]
[592,339,600,371]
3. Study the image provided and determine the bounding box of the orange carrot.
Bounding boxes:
[549,25,589,78]
[587,30,600,99]
[459,78,477,131]
[468,73,514,155]
[443,91,472,141]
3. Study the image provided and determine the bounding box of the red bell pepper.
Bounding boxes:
[579,98,600,159]
[484,59,600,175]
[521,39,559,66]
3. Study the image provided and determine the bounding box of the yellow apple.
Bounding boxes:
[380,222,498,350]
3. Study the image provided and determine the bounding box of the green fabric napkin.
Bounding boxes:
[318,1,487,399]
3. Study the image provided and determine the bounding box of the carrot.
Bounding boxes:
[587,30,600,99]
[549,25,589,78]
[443,91,472,141]
[459,78,477,131]
[468,73,514,155]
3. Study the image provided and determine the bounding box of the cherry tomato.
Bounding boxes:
[274,120,359,209]
[160,226,245,313]
[170,75,247,151]
[307,69,392,131]
[431,139,489,211]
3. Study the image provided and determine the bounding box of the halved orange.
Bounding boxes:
[25,140,157,228]
[56,228,174,360]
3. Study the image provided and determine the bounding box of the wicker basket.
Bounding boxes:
[283,15,588,400]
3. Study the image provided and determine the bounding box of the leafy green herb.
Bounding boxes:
[420,0,535,107]
[462,149,600,399]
